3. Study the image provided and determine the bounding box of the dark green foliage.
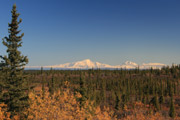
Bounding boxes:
[48,71,55,96]
[138,82,143,101]
[146,92,150,104]
[110,90,116,103]
[150,94,160,111]
[41,67,45,99]
[115,92,120,110]
[159,95,164,110]
[100,79,106,104]
[173,82,177,95]
[95,91,101,106]
[92,88,97,106]
[142,95,146,104]
[78,73,87,108]
[154,94,160,111]
[121,94,126,110]
[169,95,176,118]
[169,82,173,97]
[159,95,164,105]
[1,4,28,116]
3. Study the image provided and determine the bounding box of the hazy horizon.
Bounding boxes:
[0,0,180,66]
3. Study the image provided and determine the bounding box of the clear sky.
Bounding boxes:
[0,0,180,66]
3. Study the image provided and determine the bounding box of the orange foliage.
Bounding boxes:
[1,86,180,120]
[26,88,116,120]
[0,103,11,120]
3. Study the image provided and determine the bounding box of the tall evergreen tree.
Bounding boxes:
[115,92,120,110]
[150,94,160,111]
[41,67,45,99]
[1,4,29,116]
[78,73,87,108]
[159,95,164,109]
[100,79,106,104]
[48,70,55,96]
[154,94,160,111]
[169,95,176,118]
[121,94,126,110]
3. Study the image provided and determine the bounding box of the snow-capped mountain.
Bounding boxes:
[140,63,166,69]
[43,59,114,69]
[117,61,138,69]
[25,59,166,69]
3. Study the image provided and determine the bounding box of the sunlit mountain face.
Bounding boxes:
[25,59,166,70]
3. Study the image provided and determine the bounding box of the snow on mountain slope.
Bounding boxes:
[43,59,114,69]
[140,63,166,69]
[95,62,114,68]
[25,59,166,69]
[117,61,138,69]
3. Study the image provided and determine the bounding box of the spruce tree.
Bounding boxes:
[41,67,45,99]
[121,94,126,110]
[159,95,164,109]
[115,92,120,110]
[100,79,106,104]
[48,73,55,96]
[150,94,160,111]
[159,80,165,109]
[78,73,87,108]
[1,4,29,116]
[169,95,176,118]
[154,94,160,111]
[142,94,146,104]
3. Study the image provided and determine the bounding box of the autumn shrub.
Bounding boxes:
[26,87,116,120]
[0,103,20,120]
[0,103,9,120]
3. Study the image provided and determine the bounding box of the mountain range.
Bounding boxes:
[25,59,166,70]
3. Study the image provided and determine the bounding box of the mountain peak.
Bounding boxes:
[124,61,138,66]
[25,60,166,70]
[82,59,92,62]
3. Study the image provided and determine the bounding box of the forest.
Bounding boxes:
[0,4,180,120]
[23,66,180,119]
[1,66,180,119]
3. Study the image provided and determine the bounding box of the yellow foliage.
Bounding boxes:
[26,88,116,120]
[1,87,180,120]
[0,103,11,120]
[1,95,180,120]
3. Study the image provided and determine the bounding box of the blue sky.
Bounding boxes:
[0,0,180,66]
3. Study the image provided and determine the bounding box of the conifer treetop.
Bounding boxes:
[2,4,28,69]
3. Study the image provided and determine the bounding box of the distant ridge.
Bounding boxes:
[25,59,166,70]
